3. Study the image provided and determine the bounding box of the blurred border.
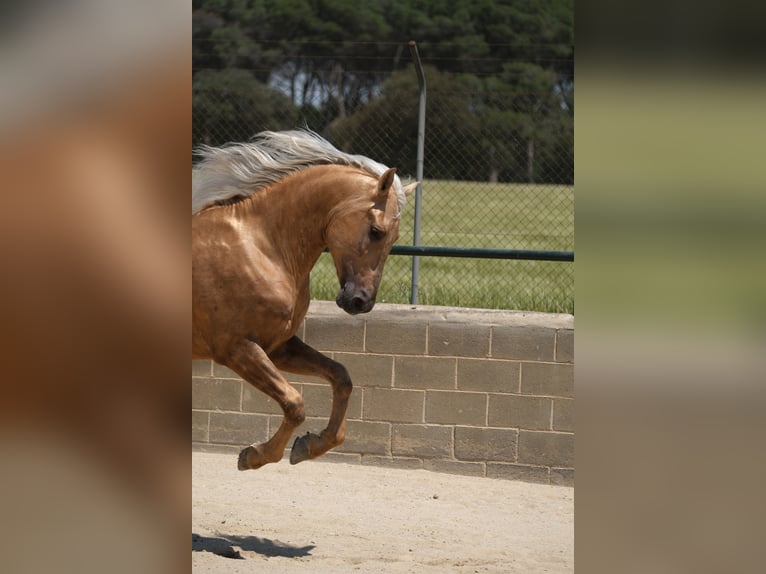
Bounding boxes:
[577,1,766,571]
[3,1,766,572]
[0,2,190,573]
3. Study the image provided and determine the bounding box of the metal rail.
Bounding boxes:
[391,245,574,262]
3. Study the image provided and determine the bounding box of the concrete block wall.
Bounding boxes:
[193,301,574,486]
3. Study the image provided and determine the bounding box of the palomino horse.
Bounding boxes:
[192,130,416,470]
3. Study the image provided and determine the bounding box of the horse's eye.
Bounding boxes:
[369,226,385,241]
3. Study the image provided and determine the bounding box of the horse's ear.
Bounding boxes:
[402,181,419,197]
[377,167,397,198]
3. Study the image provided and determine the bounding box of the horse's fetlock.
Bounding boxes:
[320,428,345,448]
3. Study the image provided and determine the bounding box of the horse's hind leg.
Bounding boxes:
[222,339,306,470]
[270,336,352,464]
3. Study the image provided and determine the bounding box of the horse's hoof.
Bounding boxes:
[238,446,252,470]
[290,433,312,465]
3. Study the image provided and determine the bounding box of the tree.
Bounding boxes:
[192,68,297,148]
[481,62,569,183]
[195,0,396,114]
[327,67,486,181]
[191,0,574,183]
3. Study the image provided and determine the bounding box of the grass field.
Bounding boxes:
[310,180,574,313]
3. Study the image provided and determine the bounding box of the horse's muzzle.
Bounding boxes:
[336,283,375,315]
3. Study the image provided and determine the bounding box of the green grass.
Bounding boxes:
[310,180,574,313]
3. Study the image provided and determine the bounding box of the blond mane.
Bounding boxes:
[192,130,405,215]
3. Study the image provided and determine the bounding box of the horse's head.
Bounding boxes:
[326,167,417,315]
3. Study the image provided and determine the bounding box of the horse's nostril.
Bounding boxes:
[351,296,365,312]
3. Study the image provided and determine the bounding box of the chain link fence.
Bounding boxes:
[193,45,573,313]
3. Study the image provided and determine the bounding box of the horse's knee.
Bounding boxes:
[337,379,352,401]
[283,394,306,427]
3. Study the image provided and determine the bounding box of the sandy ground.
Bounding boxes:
[193,451,573,573]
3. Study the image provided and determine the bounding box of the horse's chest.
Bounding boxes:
[256,291,309,349]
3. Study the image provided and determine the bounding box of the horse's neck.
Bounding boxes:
[243,166,357,277]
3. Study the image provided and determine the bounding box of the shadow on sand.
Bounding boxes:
[192,532,315,560]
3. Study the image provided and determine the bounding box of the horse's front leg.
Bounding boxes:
[222,339,306,470]
[270,336,352,464]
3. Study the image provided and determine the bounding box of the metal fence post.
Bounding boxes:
[409,40,426,305]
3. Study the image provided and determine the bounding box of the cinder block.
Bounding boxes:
[488,394,552,430]
[492,326,555,361]
[425,391,487,426]
[454,427,517,462]
[267,414,284,436]
[486,463,550,484]
[551,467,574,486]
[457,359,520,393]
[282,370,325,385]
[345,386,363,419]
[294,320,306,340]
[424,459,485,478]
[392,424,453,458]
[212,362,241,379]
[555,329,574,363]
[192,360,212,377]
[208,412,269,446]
[518,430,574,467]
[335,352,394,388]
[521,363,574,398]
[363,388,425,423]
[297,382,362,419]
[361,455,424,470]
[192,443,239,455]
[302,415,329,432]
[192,410,209,443]
[394,356,456,390]
[428,323,490,358]
[304,315,365,351]
[337,420,391,455]
[552,398,574,432]
[192,377,241,411]
[365,320,427,355]
[241,382,288,416]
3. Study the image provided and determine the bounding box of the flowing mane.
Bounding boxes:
[192,129,406,215]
